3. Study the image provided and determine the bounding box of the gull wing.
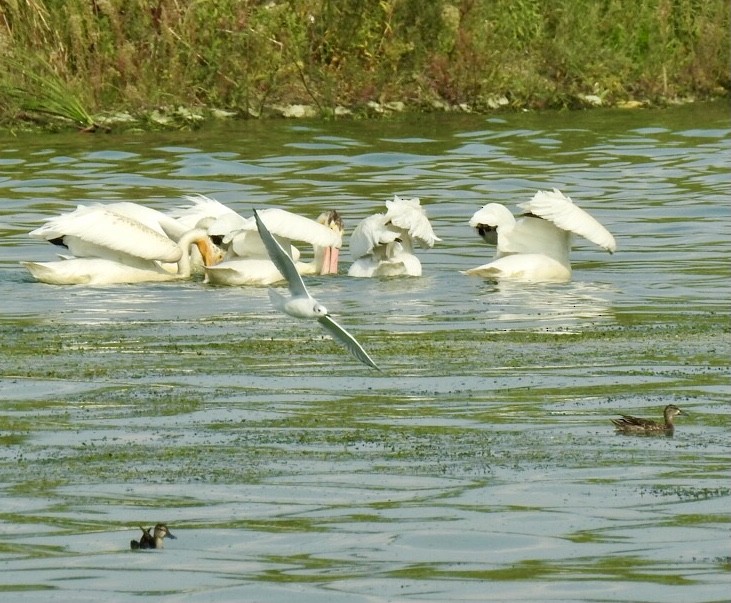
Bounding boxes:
[518,189,616,252]
[253,209,309,298]
[317,314,380,370]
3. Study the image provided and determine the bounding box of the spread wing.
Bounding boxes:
[349,213,399,259]
[517,189,616,252]
[30,205,182,262]
[385,196,441,248]
[253,209,309,298]
[317,314,380,370]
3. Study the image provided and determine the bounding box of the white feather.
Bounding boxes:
[348,195,439,278]
[517,189,616,253]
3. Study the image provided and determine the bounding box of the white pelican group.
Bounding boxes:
[23,190,615,286]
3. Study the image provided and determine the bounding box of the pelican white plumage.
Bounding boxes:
[205,209,344,286]
[22,203,223,285]
[169,194,241,232]
[348,195,440,277]
[253,209,380,370]
[463,189,616,283]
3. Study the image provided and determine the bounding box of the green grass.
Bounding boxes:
[1,58,96,130]
[0,0,728,129]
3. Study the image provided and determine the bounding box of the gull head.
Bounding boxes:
[312,301,329,316]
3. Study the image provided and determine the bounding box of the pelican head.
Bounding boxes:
[318,209,344,235]
[194,236,225,266]
[469,203,516,246]
[316,210,344,276]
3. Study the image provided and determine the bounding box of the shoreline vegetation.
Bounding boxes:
[0,0,728,132]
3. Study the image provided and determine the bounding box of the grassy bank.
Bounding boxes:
[0,0,729,129]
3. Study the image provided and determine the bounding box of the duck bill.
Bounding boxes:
[320,246,340,275]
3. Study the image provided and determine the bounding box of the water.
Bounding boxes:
[1,102,729,602]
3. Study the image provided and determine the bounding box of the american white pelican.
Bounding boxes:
[253,209,380,370]
[348,195,440,277]
[205,209,344,286]
[463,189,616,283]
[22,204,223,285]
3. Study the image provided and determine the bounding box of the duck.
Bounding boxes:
[463,189,616,283]
[348,195,440,277]
[205,208,344,286]
[130,523,176,550]
[22,202,224,285]
[611,404,683,434]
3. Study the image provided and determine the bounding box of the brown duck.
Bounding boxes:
[130,523,176,550]
[611,404,683,434]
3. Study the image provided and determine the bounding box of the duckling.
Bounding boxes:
[611,404,683,434]
[130,523,176,550]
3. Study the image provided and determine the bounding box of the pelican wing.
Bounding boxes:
[317,314,380,370]
[30,205,182,262]
[253,209,309,298]
[104,201,189,242]
[518,189,616,252]
[225,229,268,257]
[245,208,342,248]
[385,196,440,247]
[349,213,398,259]
[173,194,238,225]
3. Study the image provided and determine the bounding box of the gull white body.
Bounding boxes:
[464,189,616,283]
[253,209,380,370]
[348,196,440,277]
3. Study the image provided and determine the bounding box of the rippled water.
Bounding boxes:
[1,103,729,602]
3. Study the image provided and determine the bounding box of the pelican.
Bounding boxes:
[205,209,343,286]
[463,189,616,283]
[253,209,380,370]
[348,195,440,277]
[22,203,223,285]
